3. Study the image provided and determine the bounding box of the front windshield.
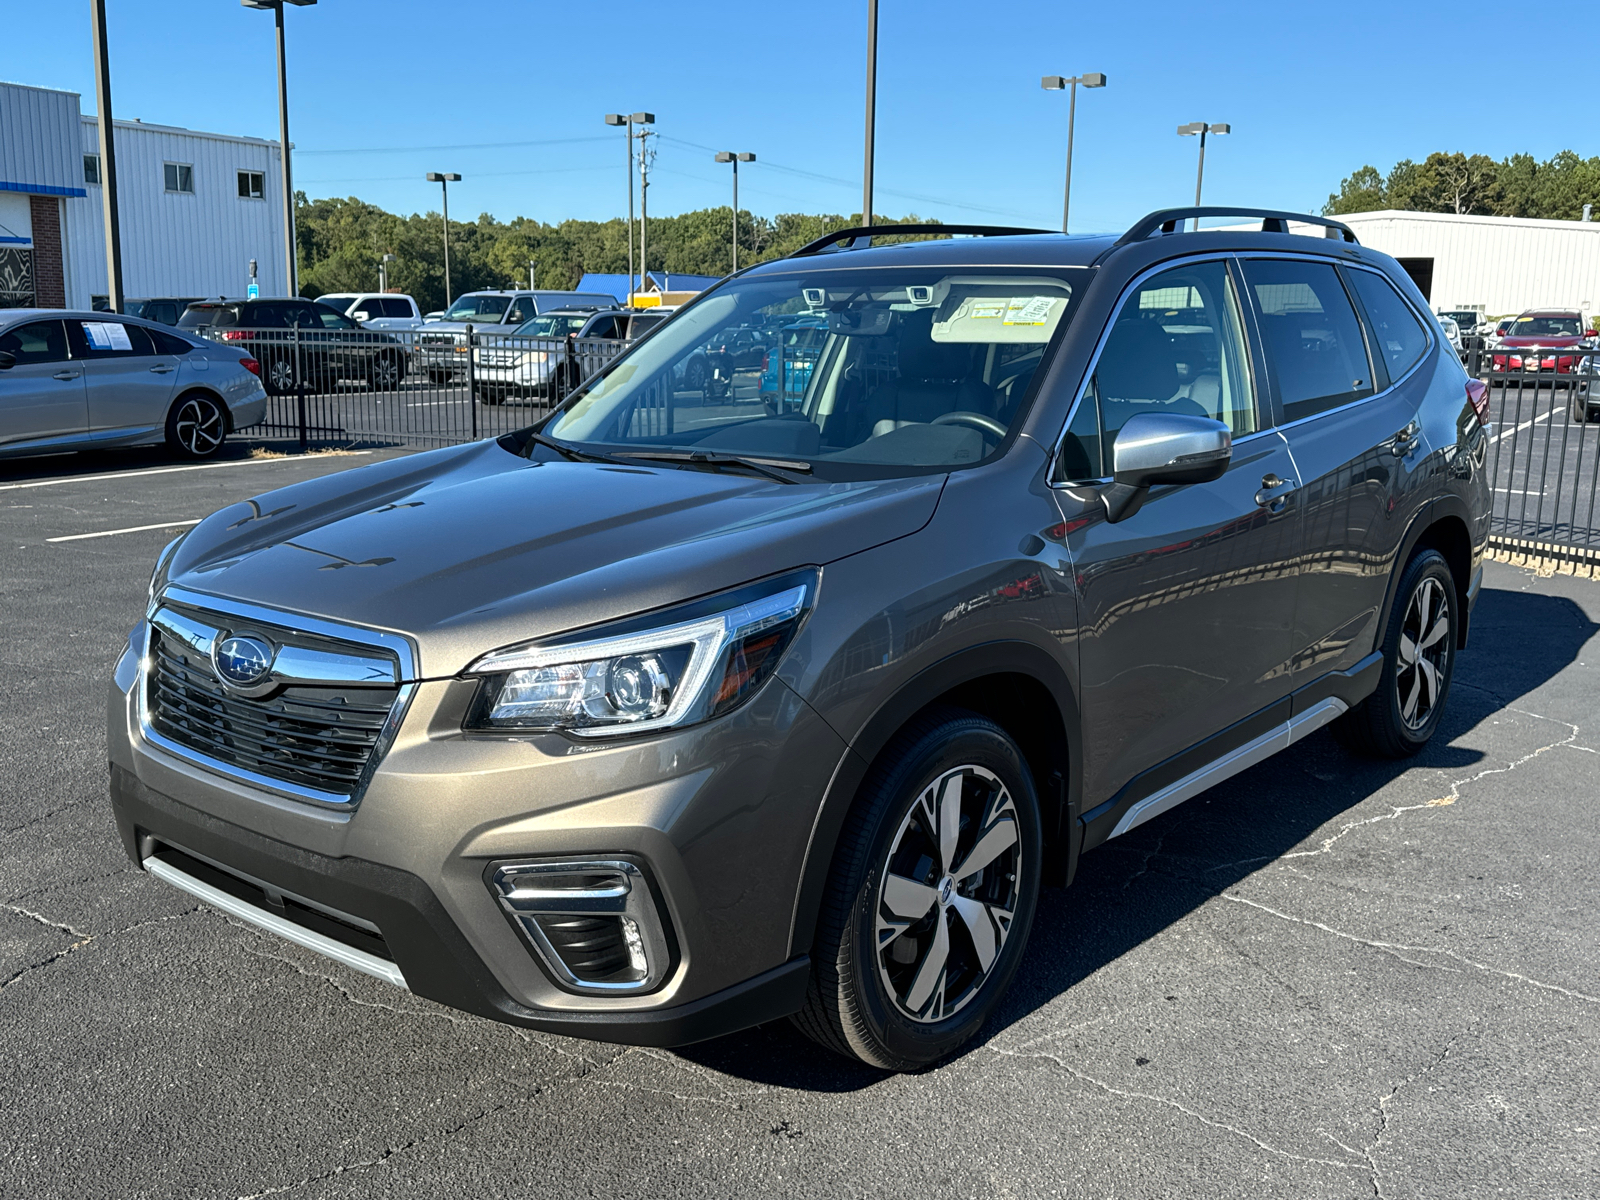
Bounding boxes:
[444,295,511,321]
[515,313,589,338]
[1511,316,1582,338]
[543,266,1084,476]
[317,295,356,313]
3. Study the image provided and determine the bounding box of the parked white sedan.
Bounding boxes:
[0,310,266,461]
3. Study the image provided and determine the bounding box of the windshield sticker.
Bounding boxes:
[1003,296,1058,326]
[82,321,133,351]
[966,301,1007,320]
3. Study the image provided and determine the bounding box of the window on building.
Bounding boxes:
[237,170,264,200]
[84,154,101,186]
[164,162,194,194]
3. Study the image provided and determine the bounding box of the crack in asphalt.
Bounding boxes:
[234,937,470,1026]
[1336,1028,1467,1198]
[987,1042,1368,1173]
[1219,893,1600,1004]
[0,903,200,996]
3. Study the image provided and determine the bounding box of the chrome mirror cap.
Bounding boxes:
[1112,412,1232,488]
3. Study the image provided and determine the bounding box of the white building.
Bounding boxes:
[1257,209,1600,319]
[1,80,288,311]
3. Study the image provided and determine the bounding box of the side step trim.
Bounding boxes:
[145,854,409,990]
[1109,697,1347,839]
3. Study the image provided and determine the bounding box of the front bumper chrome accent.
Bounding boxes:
[144,854,408,989]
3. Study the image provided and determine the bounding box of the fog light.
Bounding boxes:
[489,860,671,994]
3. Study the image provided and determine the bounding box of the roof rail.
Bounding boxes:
[789,223,1054,258]
[1104,207,1360,257]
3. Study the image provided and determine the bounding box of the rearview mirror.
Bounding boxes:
[1102,412,1232,522]
[0,350,14,370]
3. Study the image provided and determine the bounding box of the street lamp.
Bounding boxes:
[1177,122,1230,230]
[241,0,316,297]
[604,112,653,302]
[379,252,396,293]
[425,172,460,307]
[713,152,756,273]
[1041,73,1106,234]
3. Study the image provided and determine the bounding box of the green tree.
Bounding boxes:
[1325,149,1600,221]
[1324,164,1387,215]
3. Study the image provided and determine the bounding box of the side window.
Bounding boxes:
[585,316,618,340]
[1344,268,1430,384]
[505,298,532,324]
[148,328,194,355]
[76,320,156,357]
[0,320,70,365]
[375,298,403,318]
[1242,259,1375,423]
[313,305,356,330]
[1057,259,1257,482]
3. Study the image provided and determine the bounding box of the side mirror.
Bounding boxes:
[0,350,14,370]
[1102,412,1232,523]
[352,310,371,322]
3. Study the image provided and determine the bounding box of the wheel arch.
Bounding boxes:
[788,640,1081,959]
[1380,496,1476,653]
[168,385,234,434]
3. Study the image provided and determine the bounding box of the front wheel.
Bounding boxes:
[368,352,403,391]
[1335,548,1457,758]
[1573,392,1592,424]
[165,392,228,460]
[793,709,1042,1070]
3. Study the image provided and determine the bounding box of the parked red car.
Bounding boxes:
[1490,309,1595,382]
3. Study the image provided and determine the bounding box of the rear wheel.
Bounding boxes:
[1572,392,1592,424]
[793,709,1042,1070]
[1335,549,1457,758]
[368,351,403,391]
[164,392,227,460]
[262,353,296,396]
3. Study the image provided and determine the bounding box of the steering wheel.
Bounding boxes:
[932,411,1008,439]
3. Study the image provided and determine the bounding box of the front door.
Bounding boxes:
[72,318,180,437]
[0,319,87,448]
[1053,258,1302,814]
[1239,257,1435,683]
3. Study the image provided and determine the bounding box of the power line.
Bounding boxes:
[297,135,612,156]
[299,165,615,186]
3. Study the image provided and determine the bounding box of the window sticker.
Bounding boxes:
[82,321,132,351]
[1003,296,1058,326]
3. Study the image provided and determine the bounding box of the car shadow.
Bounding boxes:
[0,443,262,483]
[672,581,1598,1091]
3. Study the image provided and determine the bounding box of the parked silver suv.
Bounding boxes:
[109,209,1491,1069]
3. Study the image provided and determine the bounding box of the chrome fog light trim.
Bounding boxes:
[489,859,673,994]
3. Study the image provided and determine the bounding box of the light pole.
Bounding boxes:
[604,112,653,302]
[862,0,878,227]
[241,0,315,296]
[425,172,460,307]
[379,252,395,293]
[1177,122,1230,230]
[714,152,756,273]
[90,0,123,312]
[1041,73,1106,234]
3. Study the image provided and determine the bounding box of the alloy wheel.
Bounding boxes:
[1397,577,1449,730]
[174,396,225,457]
[875,764,1021,1023]
[267,356,296,393]
[371,354,400,389]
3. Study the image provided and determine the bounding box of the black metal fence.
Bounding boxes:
[1466,344,1600,564]
[207,325,633,450]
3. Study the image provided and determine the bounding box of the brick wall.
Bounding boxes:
[28,195,65,309]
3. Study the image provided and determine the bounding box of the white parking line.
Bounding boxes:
[0,451,371,492]
[47,519,202,543]
[1491,410,1554,445]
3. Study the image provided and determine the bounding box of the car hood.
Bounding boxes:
[1501,336,1584,348]
[164,440,945,678]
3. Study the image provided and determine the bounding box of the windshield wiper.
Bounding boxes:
[525,431,627,465]
[612,449,813,484]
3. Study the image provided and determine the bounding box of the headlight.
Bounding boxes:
[465,571,817,736]
[148,531,190,604]
[518,350,549,366]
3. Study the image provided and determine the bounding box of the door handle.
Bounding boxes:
[52,370,78,381]
[149,364,175,374]
[1255,474,1297,512]
[1390,421,1421,458]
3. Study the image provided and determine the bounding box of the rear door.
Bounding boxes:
[1239,256,1435,687]
[72,318,180,436]
[1056,257,1303,819]
[0,319,87,447]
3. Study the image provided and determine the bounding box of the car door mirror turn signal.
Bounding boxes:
[1101,412,1233,523]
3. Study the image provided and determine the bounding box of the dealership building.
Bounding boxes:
[1259,209,1600,321]
[0,80,287,311]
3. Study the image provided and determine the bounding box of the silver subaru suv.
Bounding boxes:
[109,208,1492,1069]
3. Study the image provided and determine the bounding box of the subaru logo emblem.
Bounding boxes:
[212,634,275,688]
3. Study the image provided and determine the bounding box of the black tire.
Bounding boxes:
[1572,392,1592,424]
[793,708,1043,1070]
[426,367,452,386]
[475,386,503,406]
[683,357,709,398]
[368,351,404,391]
[262,353,296,396]
[164,391,228,460]
[1334,548,1457,758]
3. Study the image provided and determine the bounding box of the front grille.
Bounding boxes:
[146,624,400,797]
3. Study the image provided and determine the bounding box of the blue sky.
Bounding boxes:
[6,1,1583,232]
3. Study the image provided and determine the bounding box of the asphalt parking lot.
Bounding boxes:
[2,446,1597,1199]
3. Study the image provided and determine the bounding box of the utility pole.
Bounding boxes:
[89,0,123,311]
[862,0,878,227]
[637,127,656,301]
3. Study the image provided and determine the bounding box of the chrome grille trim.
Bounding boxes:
[137,588,419,810]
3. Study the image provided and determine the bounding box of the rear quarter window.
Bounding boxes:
[1345,269,1430,383]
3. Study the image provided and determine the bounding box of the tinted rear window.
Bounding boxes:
[179,306,236,329]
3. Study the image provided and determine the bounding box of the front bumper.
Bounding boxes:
[107,626,846,1044]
